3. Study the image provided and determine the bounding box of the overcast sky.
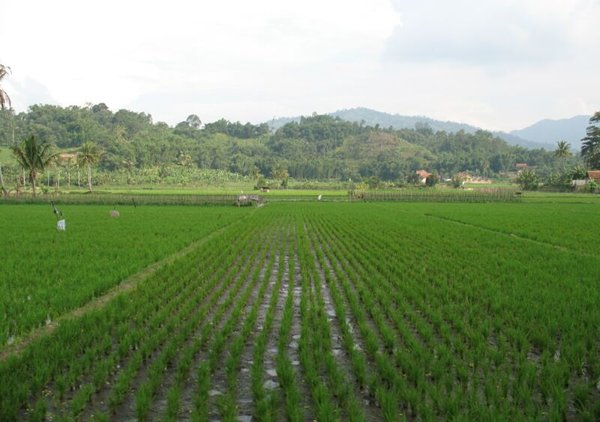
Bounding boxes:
[1,0,598,131]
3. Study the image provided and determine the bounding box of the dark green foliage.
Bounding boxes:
[581,112,600,169]
[204,118,269,138]
[425,173,439,187]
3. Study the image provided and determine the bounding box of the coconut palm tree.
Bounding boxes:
[78,141,102,191]
[554,140,572,172]
[12,135,56,196]
[0,64,11,110]
[554,140,571,159]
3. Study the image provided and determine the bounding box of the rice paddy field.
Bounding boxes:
[1,199,599,421]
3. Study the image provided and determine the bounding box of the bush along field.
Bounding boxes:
[1,201,600,420]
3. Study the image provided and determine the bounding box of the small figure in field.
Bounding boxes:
[51,201,66,231]
[110,209,120,218]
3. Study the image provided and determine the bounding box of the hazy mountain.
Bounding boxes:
[269,107,479,133]
[331,108,478,133]
[494,132,553,150]
[267,116,300,129]
[267,107,553,150]
[332,108,556,149]
[510,115,590,151]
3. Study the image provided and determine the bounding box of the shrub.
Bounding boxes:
[516,169,539,190]
[425,173,439,187]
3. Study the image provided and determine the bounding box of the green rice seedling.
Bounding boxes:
[314,383,338,422]
[165,386,182,422]
[71,383,94,418]
[29,398,47,422]
[216,393,236,422]
[135,384,152,421]
[376,387,400,422]
[90,412,109,421]
[193,361,210,421]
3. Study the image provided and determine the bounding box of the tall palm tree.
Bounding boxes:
[0,64,11,110]
[554,140,572,172]
[78,141,102,191]
[12,135,56,196]
[554,140,571,159]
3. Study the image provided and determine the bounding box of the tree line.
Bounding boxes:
[1,101,599,193]
[1,104,580,173]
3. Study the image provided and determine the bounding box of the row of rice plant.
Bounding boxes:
[0,206,265,420]
[2,201,600,420]
[303,202,600,419]
[0,204,245,348]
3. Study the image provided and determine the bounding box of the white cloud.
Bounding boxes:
[5,77,57,108]
[384,0,596,64]
[0,0,599,130]
[0,0,398,123]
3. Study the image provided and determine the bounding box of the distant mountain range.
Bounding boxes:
[509,115,590,151]
[267,107,591,151]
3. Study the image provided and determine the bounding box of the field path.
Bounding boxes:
[0,209,257,363]
[424,213,589,255]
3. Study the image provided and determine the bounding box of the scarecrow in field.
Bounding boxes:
[51,201,66,231]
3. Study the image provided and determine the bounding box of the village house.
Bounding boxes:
[415,169,431,184]
[587,170,600,183]
[572,171,600,189]
[515,163,528,171]
[454,171,492,184]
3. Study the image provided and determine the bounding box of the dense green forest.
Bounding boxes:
[0,104,579,186]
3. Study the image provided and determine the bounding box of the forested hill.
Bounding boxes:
[268,108,477,135]
[270,107,556,150]
[0,104,565,182]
